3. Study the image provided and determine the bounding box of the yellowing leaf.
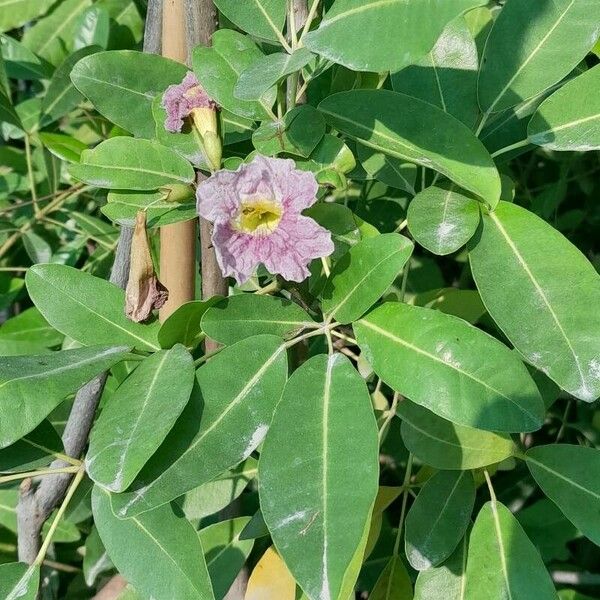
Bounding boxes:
[245,547,295,600]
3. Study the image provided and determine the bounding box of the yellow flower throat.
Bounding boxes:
[236,199,282,235]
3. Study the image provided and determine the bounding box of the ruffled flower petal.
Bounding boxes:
[162,72,216,133]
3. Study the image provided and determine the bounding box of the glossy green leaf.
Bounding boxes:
[102,190,197,228]
[355,303,544,432]
[0,88,21,129]
[357,145,417,194]
[319,90,500,206]
[407,183,480,255]
[259,353,379,600]
[213,0,286,43]
[0,306,62,348]
[201,294,314,345]
[38,132,87,163]
[158,299,222,349]
[528,65,600,151]
[83,526,112,586]
[193,30,276,121]
[87,345,194,492]
[0,420,62,473]
[235,48,313,100]
[0,33,50,80]
[41,46,98,126]
[303,0,486,72]
[73,6,110,50]
[465,500,556,599]
[0,563,39,600]
[69,137,195,190]
[322,233,413,324]
[26,264,161,351]
[391,17,479,128]
[252,105,325,157]
[526,444,600,546]
[0,0,54,32]
[370,555,413,600]
[200,517,254,600]
[397,401,516,470]
[111,335,287,517]
[478,0,599,113]
[0,345,129,448]
[92,486,215,600]
[22,0,92,65]
[414,536,468,600]
[469,201,600,401]
[71,50,188,137]
[180,458,258,521]
[405,471,475,570]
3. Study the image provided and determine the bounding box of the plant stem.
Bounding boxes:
[33,467,85,566]
[330,329,357,345]
[484,469,497,503]
[379,392,400,444]
[399,258,411,302]
[24,134,39,217]
[491,139,530,159]
[392,453,414,556]
[298,0,319,44]
[0,466,79,485]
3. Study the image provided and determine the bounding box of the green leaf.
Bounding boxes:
[0,33,50,80]
[0,88,22,130]
[252,105,325,157]
[355,303,544,432]
[414,536,468,600]
[111,335,288,517]
[0,563,39,600]
[369,555,413,600]
[478,0,600,113]
[0,345,129,449]
[41,46,99,126]
[71,50,188,138]
[357,145,417,194]
[39,132,87,163]
[69,137,195,190]
[200,517,255,600]
[0,0,54,33]
[213,0,286,43]
[158,299,222,349]
[469,201,600,401]
[405,471,475,570]
[92,486,215,600]
[235,48,313,100]
[465,500,556,599]
[259,354,379,600]
[83,526,112,586]
[26,264,161,351]
[180,458,258,521]
[23,230,52,263]
[192,29,276,121]
[318,90,500,206]
[22,0,92,65]
[303,0,486,72]
[73,6,110,50]
[322,233,413,324]
[0,307,62,348]
[201,294,314,346]
[391,17,479,129]
[86,345,194,492]
[0,420,62,473]
[397,400,516,470]
[528,65,600,151]
[102,190,197,228]
[407,183,480,256]
[526,444,600,546]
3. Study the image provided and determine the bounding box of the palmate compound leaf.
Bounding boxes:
[259,353,379,600]
[303,0,487,72]
[0,345,130,449]
[86,345,195,492]
[354,303,545,432]
[478,0,600,114]
[464,500,556,599]
[26,264,161,352]
[321,233,414,325]
[111,335,288,518]
[92,486,215,600]
[525,444,600,546]
[318,90,501,207]
[469,201,600,402]
[405,471,475,571]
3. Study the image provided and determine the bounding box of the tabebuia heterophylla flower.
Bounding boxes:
[125,211,168,322]
[162,71,221,171]
[196,156,334,284]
